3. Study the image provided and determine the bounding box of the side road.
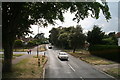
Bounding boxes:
[1,46,41,64]
[12,45,42,64]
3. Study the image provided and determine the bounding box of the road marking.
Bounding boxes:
[68,64,75,72]
[80,77,85,80]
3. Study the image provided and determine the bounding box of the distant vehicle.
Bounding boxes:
[58,52,69,60]
[48,46,52,49]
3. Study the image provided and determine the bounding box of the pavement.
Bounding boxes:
[12,54,33,64]
[45,44,116,79]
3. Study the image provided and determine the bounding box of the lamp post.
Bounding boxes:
[37,26,39,58]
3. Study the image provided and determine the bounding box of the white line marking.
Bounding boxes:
[80,77,84,80]
[68,64,75,72]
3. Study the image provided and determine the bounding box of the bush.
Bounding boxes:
[102,37,118,45]
[27,41,36,47]
[14,39,23,48]
[89,45,120,63]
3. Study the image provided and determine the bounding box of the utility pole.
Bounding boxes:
[37,26,39,58]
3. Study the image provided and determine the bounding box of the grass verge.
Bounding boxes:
[105,68,120,79]
[0,54,25,58]
[0,49,28,52]
[3,55,47,78]
[66,50,115,65]
[13,49,28,52]
[38,44,46,52]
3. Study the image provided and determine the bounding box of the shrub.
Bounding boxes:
[14,39,23,48]
[89,45,120,63]
[102,37,118,45]
[27,41,36,47]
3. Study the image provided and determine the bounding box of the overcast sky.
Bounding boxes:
[30,2,119,38]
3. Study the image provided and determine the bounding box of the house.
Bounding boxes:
[84,41,90,50]
[115,32,120,46]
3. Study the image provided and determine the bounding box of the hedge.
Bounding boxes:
[14,40,23,48]
[89,45,120,63]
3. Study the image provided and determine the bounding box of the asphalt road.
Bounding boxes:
[45,44,116,80]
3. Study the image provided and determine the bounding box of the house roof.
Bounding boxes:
[115,32,120,38]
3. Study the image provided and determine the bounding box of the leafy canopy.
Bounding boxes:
[3,2,111,38]
[87,25,105,45]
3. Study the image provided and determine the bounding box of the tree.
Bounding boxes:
[49,27,60,46]
[34,33,46,44]
[14,40,23,48]
[108,32,115,37]
[102,32,118,45]
[87,25,105,45]
[34,33,45,39]
[2,2,111,72]
[49,25,86,52]
[58,32,69,49]
[27,40,36,47]
[68,25,86,53]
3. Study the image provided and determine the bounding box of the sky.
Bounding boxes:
[30,2,119,38]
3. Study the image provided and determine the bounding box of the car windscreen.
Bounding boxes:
[60,53,67,55]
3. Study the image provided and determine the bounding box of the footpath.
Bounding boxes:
[12,54,33,64]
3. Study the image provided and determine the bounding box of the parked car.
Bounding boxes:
[48,46,52,49]
[58,52,69,60]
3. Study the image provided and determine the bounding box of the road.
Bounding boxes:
[45,44,116,80]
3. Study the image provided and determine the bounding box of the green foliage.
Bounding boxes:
[58,32,69,49]
[27,41,36,47]
[102,32,118,45]
[68,25,86,52]
[34,33,45,39]
[102,37,118,45]
[49,25,86,52]
[89,45,120,62]
[34,33,48,44]
[49,27,60,46]
[102,37,114,45]
[87,25,105,45]
[14,40,23,48]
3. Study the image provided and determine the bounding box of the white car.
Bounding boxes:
[48,46,52,49]
[58,52,69,60]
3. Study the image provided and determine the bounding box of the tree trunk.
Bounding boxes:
[2,39,14,72]
[73,47,76,53]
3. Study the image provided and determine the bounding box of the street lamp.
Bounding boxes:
[37,26,39,57]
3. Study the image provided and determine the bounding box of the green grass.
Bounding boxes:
[3,56,47,78]
[13,49,28,52]
[0,49,29,52]
[0,54,25,58]
[0,49,3,52]
[38,44,47,51]
[65,50,115,65]
[33,56,38,58]
[13,54,25,57]
[3,58,29,78]
[0,54,4,58]
[81,55,115,65]
[105,68,120,79]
